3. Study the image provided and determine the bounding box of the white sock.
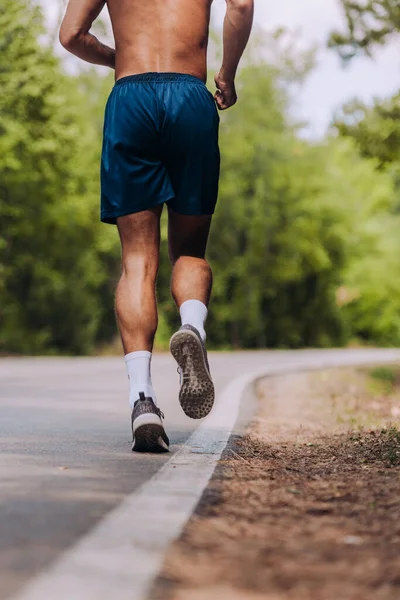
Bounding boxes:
[125,351,157,409]
[180,299,208,342]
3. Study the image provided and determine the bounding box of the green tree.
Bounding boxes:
[329,1,400,59]
[3,3,399,354]
[327,1,400,347]
[334,94,400,168]
[341,214,400,346]
[0,0,112,354]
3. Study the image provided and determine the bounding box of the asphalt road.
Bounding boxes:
[1,349,400,599]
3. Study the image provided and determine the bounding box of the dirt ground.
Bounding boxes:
[152,366,400,600]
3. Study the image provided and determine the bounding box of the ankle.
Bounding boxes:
[180,299,208,342]
[129,384,157,408]
[125,351,157,409]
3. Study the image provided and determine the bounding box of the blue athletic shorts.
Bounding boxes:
[100,73,220,224]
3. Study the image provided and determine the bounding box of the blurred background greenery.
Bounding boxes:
[1,0,399,355]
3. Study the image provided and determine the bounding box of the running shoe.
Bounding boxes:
[169,324,215,419]
[131,392,169,452]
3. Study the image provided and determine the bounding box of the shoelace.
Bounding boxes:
[155,405,165,420]
[137,396,165,420]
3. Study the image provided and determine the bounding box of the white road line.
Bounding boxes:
[10,349,400,600]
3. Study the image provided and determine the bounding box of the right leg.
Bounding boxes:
[168,208,215,419]
[161,77,220,419]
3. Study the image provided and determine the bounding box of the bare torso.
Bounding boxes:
[106,0,213,82]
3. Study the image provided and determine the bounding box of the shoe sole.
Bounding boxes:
[132,415,169,453]
[169,329,215,419]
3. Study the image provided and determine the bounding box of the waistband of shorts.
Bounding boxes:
[114,72,206,86]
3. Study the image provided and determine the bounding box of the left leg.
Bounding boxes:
[115,206,169,452]
[116,206,162,354]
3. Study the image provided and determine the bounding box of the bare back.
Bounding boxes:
[106,0,213,82]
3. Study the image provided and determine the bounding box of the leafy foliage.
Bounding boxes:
[334,94,400,169]
[0,0,116,353]
[329,1,400,59]
[1,0,400,353]
[329,3,400,347]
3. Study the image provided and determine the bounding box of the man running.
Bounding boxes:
[60,0,254,452]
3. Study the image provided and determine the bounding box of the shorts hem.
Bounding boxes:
[166,201,216,217]
[101,197,174,225]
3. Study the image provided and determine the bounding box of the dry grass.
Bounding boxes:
[152,367,400,600]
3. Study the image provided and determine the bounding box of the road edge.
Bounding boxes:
[10,372,258,600]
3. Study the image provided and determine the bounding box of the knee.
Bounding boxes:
[169,242,208,266]
[121,254,158,281]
